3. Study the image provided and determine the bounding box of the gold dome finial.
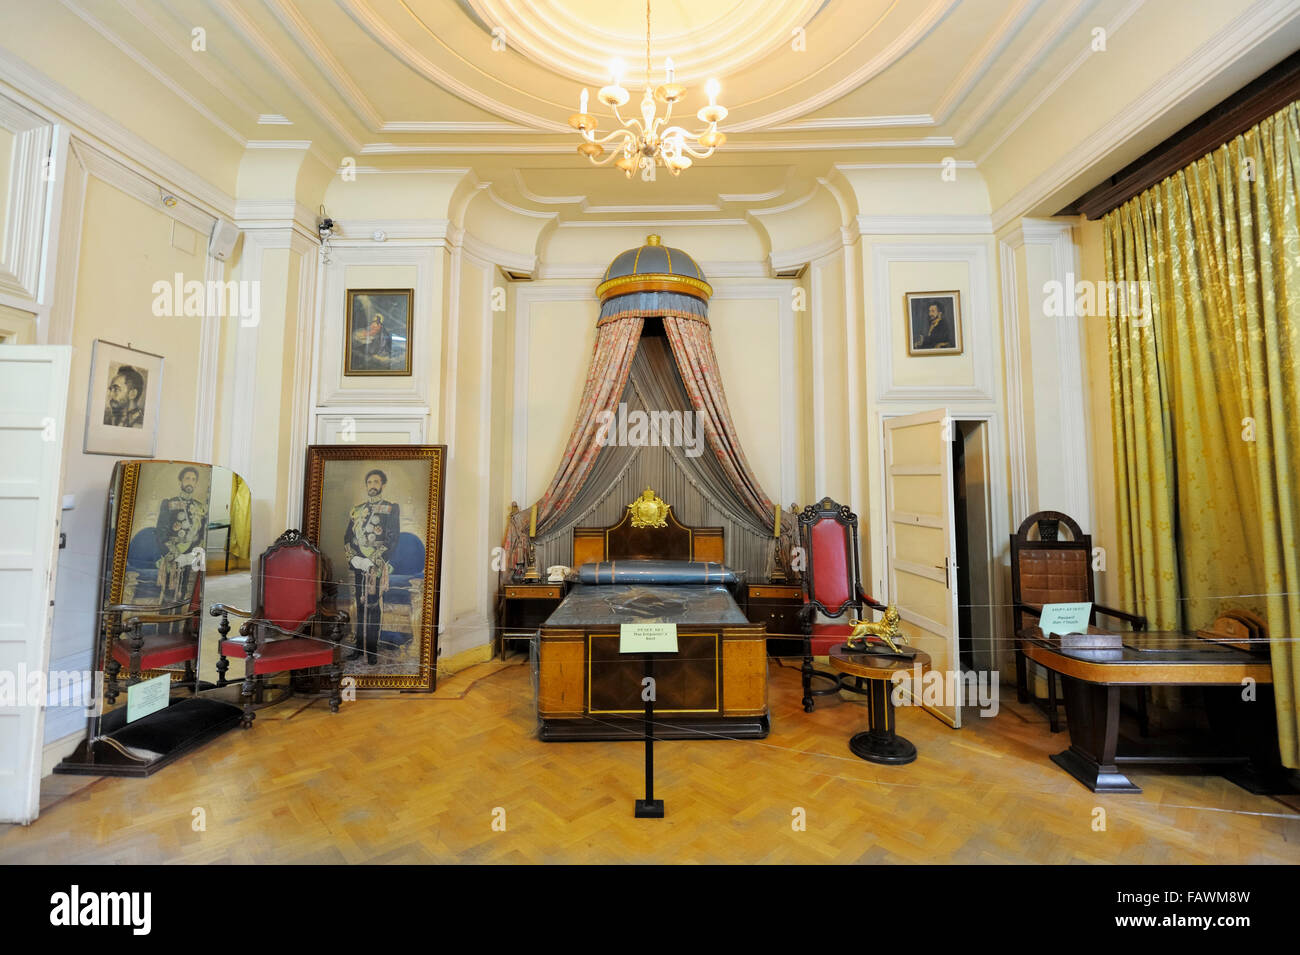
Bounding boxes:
[646,234,661,246]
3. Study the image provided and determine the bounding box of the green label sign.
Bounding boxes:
[1040,602,1093,638]
[619,622,679,653]
[126,673,171,724]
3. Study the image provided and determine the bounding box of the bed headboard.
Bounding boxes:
[572,487,724,566]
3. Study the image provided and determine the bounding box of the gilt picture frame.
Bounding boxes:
[302,445,446,691]
[905,290,963,356]
[344,288,413,376]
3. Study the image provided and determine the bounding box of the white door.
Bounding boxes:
[883,409,962,727]
[0,346,71,823]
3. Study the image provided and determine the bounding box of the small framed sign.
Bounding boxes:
[1039,602,1093,638]
[619,622,679,653]
[126,673,171,724]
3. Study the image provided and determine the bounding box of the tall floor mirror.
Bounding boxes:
[56,460,252,776]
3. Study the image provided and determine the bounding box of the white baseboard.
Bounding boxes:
[41,729,86,778]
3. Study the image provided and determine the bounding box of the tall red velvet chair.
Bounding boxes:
[798,498,886,712]
[103,573,203,704]
[210,529,347,729]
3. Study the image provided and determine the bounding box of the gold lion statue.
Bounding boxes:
[846,605,906,653]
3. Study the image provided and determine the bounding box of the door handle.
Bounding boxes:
[933,559,949,589]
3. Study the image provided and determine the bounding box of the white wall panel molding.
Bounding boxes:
[870,242,996,403]
[0,97,54,301]
[856,214,993,236]
[314,243,439,408]
[996,237,1031,523]
[509,283,594,503]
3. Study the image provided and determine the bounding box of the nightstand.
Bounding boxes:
[746,582,805,655]
[497,582,568,658]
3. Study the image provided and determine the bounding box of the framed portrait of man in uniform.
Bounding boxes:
[344,289,413,376]
[904,290,963,356]
[83,340,164,455]
[302,445,446,691]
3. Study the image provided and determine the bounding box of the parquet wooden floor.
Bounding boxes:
[4,657,1298,863]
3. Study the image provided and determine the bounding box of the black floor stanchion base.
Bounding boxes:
[849,729,917,765]
[635,798,665,818]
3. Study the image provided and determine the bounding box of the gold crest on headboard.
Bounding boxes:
[627,487,670,529]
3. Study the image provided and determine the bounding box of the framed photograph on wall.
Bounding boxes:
[905,290,963,356]
[84,340,164,456]
[344,288,413,376]
[302,445,446,691]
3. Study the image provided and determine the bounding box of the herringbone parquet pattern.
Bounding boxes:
[3,658,1297,863]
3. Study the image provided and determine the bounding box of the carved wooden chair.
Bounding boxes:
[798,498,886,712]
[103,572,203,704]
[210,529,347,729]
[1011,511,1146,732]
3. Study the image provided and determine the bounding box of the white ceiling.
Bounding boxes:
[55,0,1294,214]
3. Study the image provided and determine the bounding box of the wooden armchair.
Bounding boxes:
[103,572,203,704]
[209,529,347,729]
[798,498,886,712]
[1011,511,1146,732]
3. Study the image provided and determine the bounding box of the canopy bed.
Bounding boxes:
[536,488,768,741]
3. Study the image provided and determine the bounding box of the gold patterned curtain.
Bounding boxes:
[1104,100,1300,767]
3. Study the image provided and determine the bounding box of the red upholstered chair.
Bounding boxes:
[209,529,347,729]
[1011,511,1146,732]
[103,573,204,704]
[798,498,886,712]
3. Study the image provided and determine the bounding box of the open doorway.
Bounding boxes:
[951,419,997,676]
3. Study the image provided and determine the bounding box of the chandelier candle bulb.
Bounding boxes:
[569,1,726,175]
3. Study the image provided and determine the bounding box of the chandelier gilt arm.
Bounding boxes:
[566,0,728,178]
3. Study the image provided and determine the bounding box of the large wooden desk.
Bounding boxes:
[1019,627,1283,793]
[537,583,769,741]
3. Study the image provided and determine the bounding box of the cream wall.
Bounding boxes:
[0,1,244,196]
[48,176,210,743]
[1076,216,1121,608]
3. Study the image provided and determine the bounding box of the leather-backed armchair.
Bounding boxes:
[1011,511,1146,732]
[210,529,348,729]
[798,498,886,712]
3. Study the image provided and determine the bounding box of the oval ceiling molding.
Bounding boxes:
[464,0,826,87]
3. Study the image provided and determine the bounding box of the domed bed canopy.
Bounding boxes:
[504,236,798,581]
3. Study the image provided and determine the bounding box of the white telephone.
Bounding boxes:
[546,564,571,582]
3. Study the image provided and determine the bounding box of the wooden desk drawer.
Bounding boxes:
[505,585,562,600]
[749,585,803,600]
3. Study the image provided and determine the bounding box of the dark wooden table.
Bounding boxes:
[1018,627,1283,793]
[829,645,931,765]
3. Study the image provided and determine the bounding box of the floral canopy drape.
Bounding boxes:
[503,237,798,578]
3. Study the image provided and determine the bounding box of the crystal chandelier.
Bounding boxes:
[567,0,728,178]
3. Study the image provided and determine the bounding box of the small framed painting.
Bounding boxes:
[84,340,164,456]
[345,288,412,376]
[905,291,963,356]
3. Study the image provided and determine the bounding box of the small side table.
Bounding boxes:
[497,582,567,659]
[829,644,931,765]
